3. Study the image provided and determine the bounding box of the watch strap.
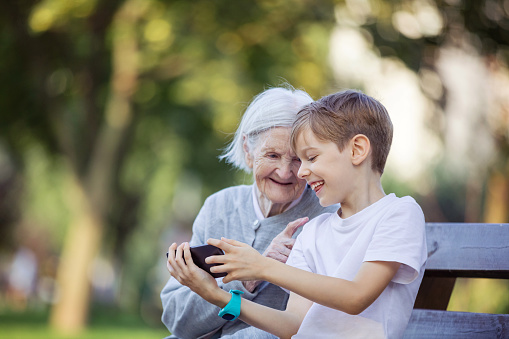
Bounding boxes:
[218,289,244,321]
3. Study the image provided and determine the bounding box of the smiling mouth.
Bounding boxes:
[310,181,324,191]
[270,178,293,186]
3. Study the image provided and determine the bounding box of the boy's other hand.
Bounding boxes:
[166,242,220,301]
[207,238,270,284]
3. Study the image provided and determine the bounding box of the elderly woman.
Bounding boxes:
[160,86,338,339]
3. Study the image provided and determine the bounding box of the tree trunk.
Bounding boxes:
[49,175,103,333]
[49,0,141,333]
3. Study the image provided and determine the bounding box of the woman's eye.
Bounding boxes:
[267,154,279,159]
[293,157,301,163]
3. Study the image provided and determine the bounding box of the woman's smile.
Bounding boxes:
[246,127,306,216]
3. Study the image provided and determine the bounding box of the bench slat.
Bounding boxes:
[403,309,509,339]
[408,223,509,337]
[424,223,509,278]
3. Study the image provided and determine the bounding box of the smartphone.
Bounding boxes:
[166,244,226,278]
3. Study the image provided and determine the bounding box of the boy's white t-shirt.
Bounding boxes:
[285,193,427,339]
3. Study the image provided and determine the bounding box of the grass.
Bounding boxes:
[1,325,169,339]
[0,307,170,339]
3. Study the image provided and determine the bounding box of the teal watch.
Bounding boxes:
[218,289,244,321]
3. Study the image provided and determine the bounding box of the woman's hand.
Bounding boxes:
[263,217,308,263]
[240,217,308,292]
[166,242,224,304]
[206,238,273,284]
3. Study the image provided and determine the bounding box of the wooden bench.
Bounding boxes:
[403,223,509,338]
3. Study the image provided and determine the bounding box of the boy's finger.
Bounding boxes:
[167,243,180,274]
[207,238,227,249]
[221,275,232,284]
[174,242,187,268]
[206,254,222,264]
[167,243,178,260]
[207,238,238,252]
[209,262,228,274]
[221,237,247,247]
[182,242,195,267]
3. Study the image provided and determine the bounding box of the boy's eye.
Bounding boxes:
[308,156,317,162]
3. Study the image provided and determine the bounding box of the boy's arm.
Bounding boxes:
[208,238,401,315]
[168,242,311,339]
[270,260,400,315]
[237,292,312,339]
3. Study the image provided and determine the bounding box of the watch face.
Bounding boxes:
[221,314,235,321]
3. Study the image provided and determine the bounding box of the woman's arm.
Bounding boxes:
[167,242,311,339]
[207,238,401,315]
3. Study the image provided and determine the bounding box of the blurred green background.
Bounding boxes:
[1,0,508,338]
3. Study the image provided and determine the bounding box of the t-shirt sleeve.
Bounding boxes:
[286,231,313,273]
[363,199,427,284]
[282,226,314,294]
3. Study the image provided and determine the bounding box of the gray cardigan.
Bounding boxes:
[161,184,338,339]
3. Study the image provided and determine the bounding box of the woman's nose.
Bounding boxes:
[276,160,293,179]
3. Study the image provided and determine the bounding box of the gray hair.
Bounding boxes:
[220,85,313,172]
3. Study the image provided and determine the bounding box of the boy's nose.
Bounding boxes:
[297,163,309,179]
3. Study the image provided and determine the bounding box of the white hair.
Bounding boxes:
[220,85,313,172]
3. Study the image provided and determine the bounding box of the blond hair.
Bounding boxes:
[291,90,393,174]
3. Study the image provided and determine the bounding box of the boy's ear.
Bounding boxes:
[243,135,254,169]
[350,134,370,166]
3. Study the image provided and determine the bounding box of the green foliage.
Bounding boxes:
[2,0,508,326]
[0,0,339,321]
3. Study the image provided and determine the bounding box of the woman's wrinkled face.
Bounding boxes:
[245,127,307,205]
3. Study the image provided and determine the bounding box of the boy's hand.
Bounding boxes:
[206,238,272,284]
[166,242,222,303]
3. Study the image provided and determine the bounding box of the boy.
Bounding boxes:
[167,90,427,339]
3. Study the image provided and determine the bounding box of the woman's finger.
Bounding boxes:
[282,217,308,238]
[278,245,291,257]
[267,252,286,263]
[284,238,296,249]
[265,244,290,262]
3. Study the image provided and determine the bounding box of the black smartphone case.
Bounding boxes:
[189,244,226,278]
[167,244,226,278]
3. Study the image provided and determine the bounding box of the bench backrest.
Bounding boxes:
[403,223,509,338]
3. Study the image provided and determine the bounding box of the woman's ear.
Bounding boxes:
[243,135,254,169]
[350,134,370,166]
